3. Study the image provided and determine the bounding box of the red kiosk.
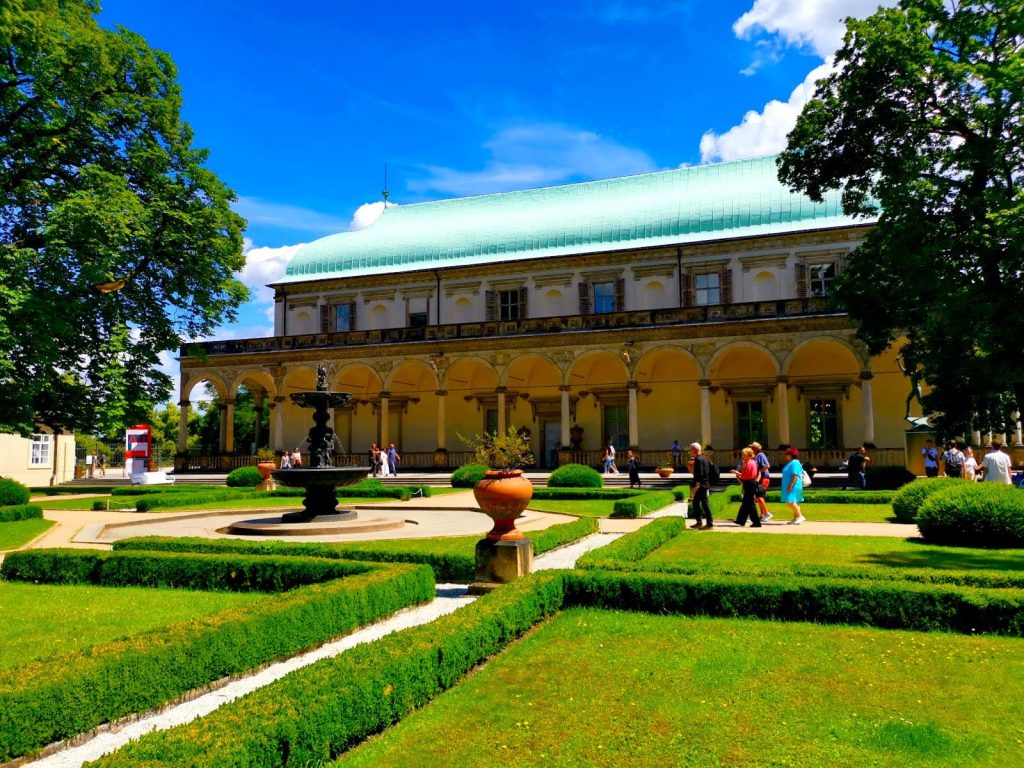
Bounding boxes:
[125,424,153,479]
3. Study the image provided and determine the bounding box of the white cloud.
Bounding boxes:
[238,240,306,316]
[733,0,893,59]
[412,123,656,196]
[349,201,397,231]
[700,61,832,163]
[234,197,350,235]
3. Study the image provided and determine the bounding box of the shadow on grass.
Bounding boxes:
[859,540,1024,571]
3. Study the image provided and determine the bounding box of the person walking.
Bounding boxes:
[671,440,682,468]
[626,450,641,488]
[387,443,400,476]
[781,447,806,524]
[291,447,302,468]
[733,446,761,527]
[279,451,292,469]
[963,446,979,481]
[842,445,871,490]
[940,440,964,478]
[978,440,1013,484]
[96,452,106,478]
[750,442,772,522]
[922,439,939,477]
[689,442,713,530]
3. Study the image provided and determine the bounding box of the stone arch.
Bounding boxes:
[181,372,228,402]
[782,335,867,376]
[566,350,631,451]
[783,336,866,451]
[230,369,277,399]
[442,355,500,393]
[443,356,501,448]
[707,342,781,451]
[635,345,703,452]
[503,353,563,464]
[330,363,384,455]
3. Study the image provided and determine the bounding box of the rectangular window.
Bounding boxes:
[485,409,499,436]
[593,281,616,314]
[808,264,836,297]
[408,311,428,327]
[736,401,766,447]
[603,405,628,451]
[694,273,720,305]
[498,289,521,321]
[808,398,840,449]
[30,433,51,466]
[335,304,351,332]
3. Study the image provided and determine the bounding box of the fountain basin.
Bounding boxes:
[271,466,369,522]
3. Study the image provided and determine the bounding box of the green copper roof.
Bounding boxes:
[280,155,871,283]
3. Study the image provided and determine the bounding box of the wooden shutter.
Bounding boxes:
[349,301,357,331]
[518,287,528,319]
[615,278,625,312]
[485,290,497,321]
[681,271,693,308]
[578,282,591,315]
[319,304,330,333]
[794,262,808,298]
[720,268,733,305]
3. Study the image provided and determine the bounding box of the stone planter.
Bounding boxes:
[473,469,533,541]
[256,460,277,491]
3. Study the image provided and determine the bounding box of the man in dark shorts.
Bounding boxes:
[842,445,871,490]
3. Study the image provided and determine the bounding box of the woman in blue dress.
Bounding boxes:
[780,447,806,525]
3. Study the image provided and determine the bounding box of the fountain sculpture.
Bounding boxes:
[271,364,367,522]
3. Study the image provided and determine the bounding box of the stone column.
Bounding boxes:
[223,399,235,454]
[269,398,284,452]
[859,372,875,445]
[436,390,447,449]
[699,380,712,447]
[1012,411,1023,446]
[776,377,790,447]
[971,429,982,447]
[379,392,390,447]
[253,393,264,450]
[627,380,639,447]
[177,399,190,453]
[560,385,571,446]
[496,387,507,435]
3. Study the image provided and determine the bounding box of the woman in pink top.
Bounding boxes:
[733,446,762,527]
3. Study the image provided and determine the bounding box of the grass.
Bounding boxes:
[0,518,54,550]
[526,499,618,517]
[642,531,1024,574]
[760,501,897,523]
[0,582,262,670]
[336,608,1024,768]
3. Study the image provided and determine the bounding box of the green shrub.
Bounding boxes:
[451,463,488,488]
[891,478,961,522]
[531,517,600,554]
[0,555,433,762]
[0,477,30,507]
[867,465,917,490]
[135,489,254,511]
[0,503,42,522]
[86,572,566,768]
[532,487,640,500]
[578,517,685,569]
[92,498,135,511]
[547,463,604,488]
[611,489,676,518]
[226,466,263,487]
[724,488,897,505]
[917,483,1024,548]
[112,485,232,496]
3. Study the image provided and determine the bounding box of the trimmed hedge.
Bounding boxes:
[866,465,917,490]
[112,485,234,496]
[917,482,1024,548]
[135,489,253,511]
[226,466,263,487]
[0,503,42,522]
[547,463,603,488]
[578,517,685,569]
[0,477,30,506]
[87,573,567,768]
[532,487,641,500]
[531,516,600,554]
[0,552,434,762]
[269,486,415,501]
[611,489,677,518]
[725,488,897,505]
[451,463,488,488]
[891,478,961,522]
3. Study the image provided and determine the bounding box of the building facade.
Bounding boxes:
[0,429,76,486]
[177,156,915,471]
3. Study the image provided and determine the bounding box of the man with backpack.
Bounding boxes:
[941,440,965,478]
[689,442,715,530]
[842,444,871,490]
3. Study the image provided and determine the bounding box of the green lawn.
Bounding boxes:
[0,518,54,550]
[0,582,262,670]
[526,498,617,517]
[337,608,1024,767]
[760,501,897,523]
[642,531,1024,575]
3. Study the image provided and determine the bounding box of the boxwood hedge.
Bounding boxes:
[226,466,263,487]
[725,488,897,505]
[611,489,677,518]
[547,463,603,488]
[451,463,488,487]
[0,503,42,522]
[917,482,1024,548]
[891,478,962,522]
[0,551,434,762]
[0,477,31,506]
[532,487,641,500]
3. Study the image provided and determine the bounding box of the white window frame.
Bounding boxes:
[30,433,51,466]
[694,272,721,305]
[808,263,837,298]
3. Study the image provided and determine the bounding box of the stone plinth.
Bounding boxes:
[469,537,533,594]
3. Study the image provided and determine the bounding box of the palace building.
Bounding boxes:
[177,155,916,472]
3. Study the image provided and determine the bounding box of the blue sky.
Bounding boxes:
[96,0,890,367]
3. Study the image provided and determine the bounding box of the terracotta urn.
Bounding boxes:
[473,469,534,541]
[256,461,276,481]
[656,467,673,478]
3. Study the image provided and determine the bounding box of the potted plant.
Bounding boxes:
[463,427,535,540]
[656,461,674,478]
[255,448,277,484]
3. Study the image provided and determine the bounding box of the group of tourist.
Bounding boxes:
[369,443,401,477]
[923,438,1016,484]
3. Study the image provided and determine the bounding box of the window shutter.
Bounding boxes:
[720,268,733,305]
[681,271,693,307]
[485,290,497,321]
[349,301,357,331]
[518,287,528,319]
[795,262,808,298]
[615,278,625,312]
[319,304,330,333]
[578,282,591,315]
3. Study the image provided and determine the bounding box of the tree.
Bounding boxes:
[778,0,1023,439]
[0,0,247,436]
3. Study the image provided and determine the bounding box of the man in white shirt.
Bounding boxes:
[978,440,1013,485]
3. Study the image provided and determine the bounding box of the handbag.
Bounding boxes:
[761,476,771,489]
[801,469,812,486]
